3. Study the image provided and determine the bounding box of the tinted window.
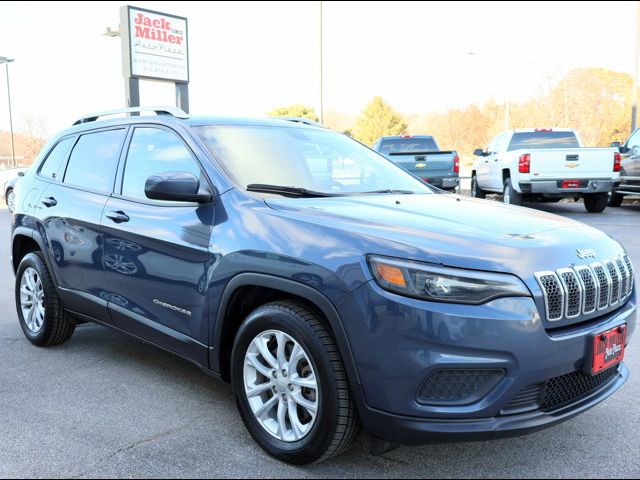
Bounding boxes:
[508,131,579,151]
[378,137,438,155]
[39,137,74,180]
[122,127,202,200]
[63,129,126,193]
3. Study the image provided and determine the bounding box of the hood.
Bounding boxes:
[265,193,624,276]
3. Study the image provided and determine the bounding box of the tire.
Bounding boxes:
[471,174,485,198]
[231,300,358,464]
[15,252,76,347]
[608,192,624,207]
[584,193,608,213]
[6,188,15,213]
[503,177,523,206]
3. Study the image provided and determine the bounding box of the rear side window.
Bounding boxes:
[378,137,438,155]
[39,137,74,180]
[63,129,126,193]
[121,127,202,201]
[508,131,579,151]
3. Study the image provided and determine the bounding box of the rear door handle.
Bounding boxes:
[105,210,130,223]
[41,197,57,207]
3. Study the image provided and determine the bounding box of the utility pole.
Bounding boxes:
[319,0,324,125]
[632,0,640,133]
[0,57,16,168]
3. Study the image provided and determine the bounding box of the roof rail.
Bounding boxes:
[274,117,323,128]
[73,106,189,126]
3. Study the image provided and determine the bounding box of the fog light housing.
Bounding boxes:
[418,369,505,406]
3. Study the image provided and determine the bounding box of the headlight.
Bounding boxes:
[368,255,530,305]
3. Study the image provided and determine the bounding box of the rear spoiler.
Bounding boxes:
[387,150,455,156]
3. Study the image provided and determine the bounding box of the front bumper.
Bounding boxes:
[519,179,615,195]
[339,280,636,444]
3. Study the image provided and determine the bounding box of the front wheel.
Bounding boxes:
[231,301,358,464]
[584,193,608,213]
[503,178,523,206]
[471,175,486,199]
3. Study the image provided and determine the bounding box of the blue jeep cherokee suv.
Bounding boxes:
[10,107,636,464]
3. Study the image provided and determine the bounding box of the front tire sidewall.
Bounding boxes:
[15,253,58,346]
[231,305,341,464]
[6,188,14,212]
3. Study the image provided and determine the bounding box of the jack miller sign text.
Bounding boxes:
[129,8,189,82]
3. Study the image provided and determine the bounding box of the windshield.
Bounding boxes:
[378,137,438,155]
[508,131,579,150]
[194,125,433,195]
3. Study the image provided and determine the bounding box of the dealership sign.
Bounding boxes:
[124,6,189,82]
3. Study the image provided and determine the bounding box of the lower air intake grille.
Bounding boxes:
[502,366,620,416]
[418,369,504,406]
[540,367,619,413]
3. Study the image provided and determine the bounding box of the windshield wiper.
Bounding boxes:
[246,184,344,197]
[362,189,416,194]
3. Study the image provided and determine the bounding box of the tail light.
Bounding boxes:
[518,153,531,173]
[614,152,621,172]
[453,155,460,174]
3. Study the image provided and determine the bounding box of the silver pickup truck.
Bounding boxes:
[373,135,459,191]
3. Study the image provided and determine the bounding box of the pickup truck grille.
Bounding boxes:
[535,255,634,322]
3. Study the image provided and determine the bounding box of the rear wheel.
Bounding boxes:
[231,301,358,464]
[6,188,15,212]
[471,175,485,199]
[608,192,624,207]
[503,178,523,206]
[15,252,76,346]
[584,193,608,213]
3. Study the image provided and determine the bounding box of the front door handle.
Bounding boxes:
[105,210,130,223]
[41,197,57,207]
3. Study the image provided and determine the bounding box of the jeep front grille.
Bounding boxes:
[535,255,633,322]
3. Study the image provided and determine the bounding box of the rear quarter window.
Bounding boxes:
[38,137,75,180]
[63,129,127,193]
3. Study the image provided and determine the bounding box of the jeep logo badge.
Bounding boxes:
[576,248,596,259]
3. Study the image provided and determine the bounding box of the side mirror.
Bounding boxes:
[17,171,25,177]
[610,141,621,149]
[473,148,485,157]
[144,172,213,203]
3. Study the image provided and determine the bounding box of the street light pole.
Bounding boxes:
[0,57,16,168]
[632,0,640,133]
[319,0,324,125]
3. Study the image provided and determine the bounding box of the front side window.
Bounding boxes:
[195,125,432,195]
[121,127,202,201]
[39,137,74,180]
[63,129,126,193]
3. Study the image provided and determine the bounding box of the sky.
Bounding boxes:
[0,1,637,135]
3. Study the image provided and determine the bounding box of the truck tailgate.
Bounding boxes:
[525,148,617,179]
[387,151,456,178]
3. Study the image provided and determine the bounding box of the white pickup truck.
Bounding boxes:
[471,128,621,212]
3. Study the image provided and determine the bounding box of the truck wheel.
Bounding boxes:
[607,192,624,207]
[503,178,523,206]
[6,188,15,213]
[471,175,485,199]
[584,193,608,213]
[15,252,76,347]
[231,301,359,464]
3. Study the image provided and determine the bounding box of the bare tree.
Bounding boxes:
[21,115,48,164]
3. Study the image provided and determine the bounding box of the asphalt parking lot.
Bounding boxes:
[0,202,638,479]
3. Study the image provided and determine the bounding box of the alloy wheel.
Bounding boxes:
[19,267,45,333]
[243,330,319,442]
[7,189,15,212]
